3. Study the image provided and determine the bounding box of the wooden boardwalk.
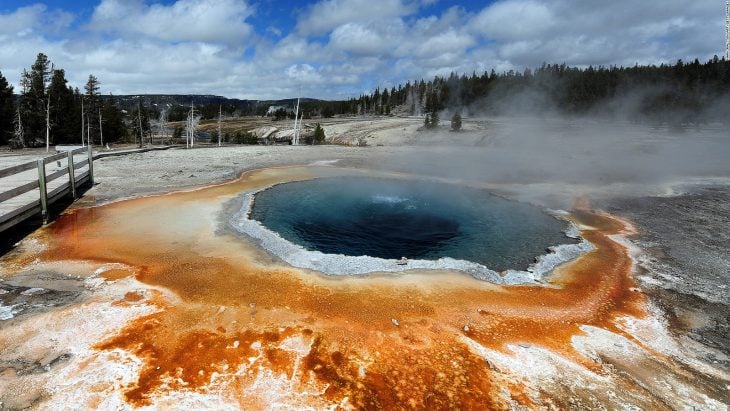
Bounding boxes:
[0,145,178,234]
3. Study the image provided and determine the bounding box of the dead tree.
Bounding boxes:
[45,79,51,150]
[87,110,91,147]
[186,102,199,148]
[12,107,25,149]
[81,98,85,147]
[217,104,222,147]
[98,110,104,148]
[154,106,169,145]
[137,100,143,148]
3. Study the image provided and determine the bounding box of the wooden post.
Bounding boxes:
[37,159,48,224]
[68,150,76,198]
[87,146,94,185]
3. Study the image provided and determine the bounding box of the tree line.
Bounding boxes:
[0,53,129,148]
[4,55,728,147]
[340,56,730,124]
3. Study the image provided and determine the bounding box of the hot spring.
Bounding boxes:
[246,177,578,273]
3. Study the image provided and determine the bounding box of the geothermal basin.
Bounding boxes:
[0,162,727,409]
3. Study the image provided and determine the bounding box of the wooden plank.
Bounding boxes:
[48,182,70,203]
[88,148,94,185]
[74,159,88,170]
[43,152,68,164]
[0,160,36,178]
[37,160,48,223]
[68,151,76,199]
[0,204,40,232]
[0,180,39,203]
[55,145,83,153]
[72,146,87,155]
[0,199,39,227]
[46,168,68,182]
[75,171,90,186]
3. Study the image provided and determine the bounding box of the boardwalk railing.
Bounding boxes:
[0,147,93,232]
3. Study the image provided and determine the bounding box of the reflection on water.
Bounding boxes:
[251,177,576,271]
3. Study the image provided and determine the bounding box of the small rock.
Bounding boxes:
[391,318,400,327]
[463,325,470,333]
[21,288,47,296]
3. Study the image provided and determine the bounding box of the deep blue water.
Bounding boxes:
[250,177,576,271]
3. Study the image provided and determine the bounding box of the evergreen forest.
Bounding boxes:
[2,54,729,147]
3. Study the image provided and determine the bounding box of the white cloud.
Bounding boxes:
[470,0,554,41]
[0,0,722,100]
[329,21,404,56]
[0,4,46,36]
[0,4,74,37]
[468,0,722,67]
[268,35,326,62]
[286,63,323,83]
[88,0,253,45]
[412,29,475,58]
[297,0,416,35]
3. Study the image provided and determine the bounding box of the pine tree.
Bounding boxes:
[430,110,439,128]
[313,123,325,144]
[450,112,462,132]
[19,53,51,146]
[0,71,14,145]
[84,74,101,145]
[47,69,78,144]
[100,95,127,144]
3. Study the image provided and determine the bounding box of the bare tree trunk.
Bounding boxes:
[157,107,168,145]
[14,108,25,148]
[293,97,299,145]
[87,112,91,147]
[45,63,53,152]
[98,110,103,148]
[46,92,51,152]
[186,101,196,148]
[218,104,222,147]
[137,101,143,148]
[81,98,85,147]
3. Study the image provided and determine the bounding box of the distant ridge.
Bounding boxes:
[11,93,322,111]
[99,94,322,111]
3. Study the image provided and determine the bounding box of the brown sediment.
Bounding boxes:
[119,291,144,303]
[101,269,134,281]
[11,166,659,407]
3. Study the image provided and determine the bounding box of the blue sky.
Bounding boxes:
[0,0,723,99]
